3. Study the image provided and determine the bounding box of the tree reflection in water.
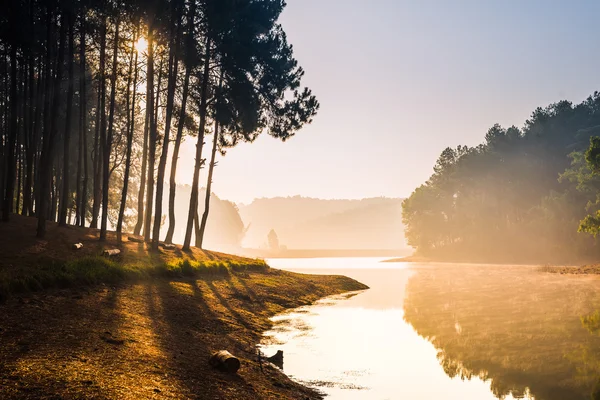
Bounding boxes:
[402,264,600,400]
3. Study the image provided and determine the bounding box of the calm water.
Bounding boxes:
[260,258,600,400]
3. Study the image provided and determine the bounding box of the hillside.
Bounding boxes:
[239,196,407,250]
[163,185,245,253]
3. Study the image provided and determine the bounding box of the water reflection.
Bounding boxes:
[403,264,600,400]
[262,258,533,399]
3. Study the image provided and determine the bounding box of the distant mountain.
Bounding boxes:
[163,185,245,253]
[238,196,407,250]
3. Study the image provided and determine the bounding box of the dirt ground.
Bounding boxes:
[0,269,366,399]
[0,215,368,399]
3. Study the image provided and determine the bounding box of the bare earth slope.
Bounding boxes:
[0,215,367,399]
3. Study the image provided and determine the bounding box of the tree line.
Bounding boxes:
[402,92,600,263]
[0,0,318,250]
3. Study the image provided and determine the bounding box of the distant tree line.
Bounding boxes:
[0,0,318,250]
[402,92,600,263]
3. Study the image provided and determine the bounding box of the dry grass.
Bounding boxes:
[539,264,600,275]
[0,214,266,300]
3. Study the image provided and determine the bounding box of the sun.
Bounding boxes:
[135,37,148,54]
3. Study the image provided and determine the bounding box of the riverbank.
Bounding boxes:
[0,214,270,301]
[0,215,368,399]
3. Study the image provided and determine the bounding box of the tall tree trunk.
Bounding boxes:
[183,38,211,251]
[152,8,181,249]
[15,115,22,215]
[31,58,44,216]
[89,88,102,228]
[76,13,86,226]
[165,65,190,244]
[100,18,119,241]
[198,76,222,249]
[15,123,21,215]
[23,53,37,217]
[59,11,75,226]
[143,25,156,242]
[53,145,61,222]
[0,49,4,215]
[165,0,194,245]
[79,16,88,226]
[90,16,107,229]
[0,46,7,216]
[18,54,29,216]
[79,15,89,226]
[117,25,138,241]
[3,44,18,221]
[38,9,65,237]
[133,79,149,236]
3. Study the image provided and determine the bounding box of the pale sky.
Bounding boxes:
[177,0,600,204]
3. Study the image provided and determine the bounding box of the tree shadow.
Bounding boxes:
[142,277,258,398]
[0,285,127,398]
[230,274,266,312]
[224,274,266,314]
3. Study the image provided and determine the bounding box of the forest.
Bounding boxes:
[402,92,600,263]
[0,0,318,250]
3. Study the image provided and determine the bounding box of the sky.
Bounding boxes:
[177,0,600,204]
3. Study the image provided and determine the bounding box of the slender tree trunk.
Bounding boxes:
[90,17,107,229]
[52,145,61,221]
[143,25,156,242]
[15,56,26,215]
[18,55,29,216]
[75,14,85,226]
[100,19,119,241]
[15,124,21,215]
[133,80,149,236]
[198,79,222,249]
[51,162,58,221]
[165,65,190,244]
[59,12,75,226]
[3,44,18,221]
[183,38,211,251]
[165,0,193,244]
[152,9,181,249]
[23,54,37,217]
[0,46,7,216]
[30,58,44,216]
[117,25,138,241]
[89,88,102,228]
[79,16,88,226]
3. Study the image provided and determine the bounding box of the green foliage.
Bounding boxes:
[402,92,600,262]
[586,137,600,173]
[579,213,600,237]
[161,258,269,278]
[582,311,600,336]
[0,255,269,301]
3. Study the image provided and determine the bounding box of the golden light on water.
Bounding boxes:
[135,37,148,53]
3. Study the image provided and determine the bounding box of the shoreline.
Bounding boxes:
[0,269,367,399]
[382,255,600,274]
[0,214,369,398]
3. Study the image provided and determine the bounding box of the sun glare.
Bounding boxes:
[135,37,148,53]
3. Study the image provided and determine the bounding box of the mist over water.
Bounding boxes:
[261,258,600,400]
[260,259,519,399]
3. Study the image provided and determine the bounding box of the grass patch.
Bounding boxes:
[0,255,269,302]
[159,258,269,277]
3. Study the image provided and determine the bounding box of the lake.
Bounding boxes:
[260,258,600,400]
